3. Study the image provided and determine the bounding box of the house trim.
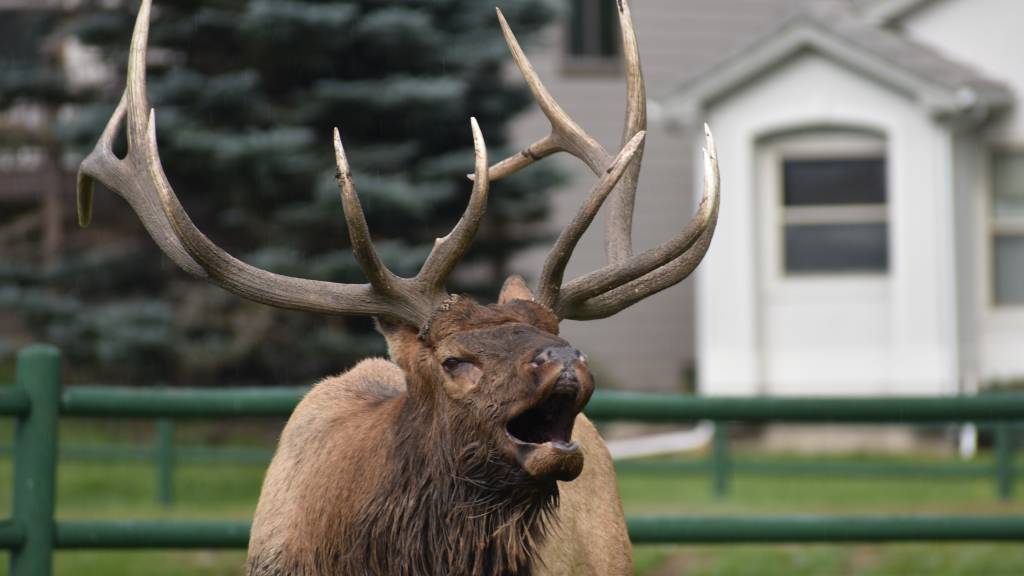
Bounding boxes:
[860,0,942,25]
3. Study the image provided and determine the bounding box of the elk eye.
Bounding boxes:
[441,357,468,373]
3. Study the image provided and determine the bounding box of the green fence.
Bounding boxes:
[616,421,1019,501]
[14,417,1017,508]
[5,343,1024,575]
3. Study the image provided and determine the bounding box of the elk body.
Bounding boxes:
[245,289,632,575]
[78,1,719,574]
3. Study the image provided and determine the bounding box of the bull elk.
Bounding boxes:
[77,0,719,574]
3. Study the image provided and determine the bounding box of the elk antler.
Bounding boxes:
[488,0,720,320]
[76,0,489,328]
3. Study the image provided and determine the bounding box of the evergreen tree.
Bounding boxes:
[1,0,560,386]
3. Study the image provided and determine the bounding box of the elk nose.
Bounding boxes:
[532,346,584,370]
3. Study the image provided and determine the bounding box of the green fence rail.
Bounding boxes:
[5,421,1017,508]
[616,421,1019,501]
[3,344,1024,575]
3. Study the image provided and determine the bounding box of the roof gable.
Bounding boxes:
[665,1,1010,123]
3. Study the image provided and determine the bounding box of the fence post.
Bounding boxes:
[995,423,1014,501]
[10,345,60,576]
[155,419,175,507]
[711,422,731,498]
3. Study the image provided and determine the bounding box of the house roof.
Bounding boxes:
[664,0,1012,122]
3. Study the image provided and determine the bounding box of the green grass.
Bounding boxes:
[0,428,1021,574]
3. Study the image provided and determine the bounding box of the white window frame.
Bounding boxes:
[986,144,1024,310]
[760,131,890,286]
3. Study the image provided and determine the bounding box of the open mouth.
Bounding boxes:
[506,382,579,449]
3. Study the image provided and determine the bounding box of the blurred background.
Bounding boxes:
[1,0,1023,574]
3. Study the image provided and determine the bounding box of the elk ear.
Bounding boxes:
[498,275,534,304]
[375,318,422,368]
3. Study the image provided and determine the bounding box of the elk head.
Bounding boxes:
[77,0,719,487]
[379,283,591,483]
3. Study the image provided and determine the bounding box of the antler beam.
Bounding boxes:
[77,0,490,328]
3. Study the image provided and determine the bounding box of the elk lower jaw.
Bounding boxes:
[506,389,584,481]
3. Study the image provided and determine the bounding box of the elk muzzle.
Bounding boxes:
[506,345,594,481]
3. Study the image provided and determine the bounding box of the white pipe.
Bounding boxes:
[607,421,715,460]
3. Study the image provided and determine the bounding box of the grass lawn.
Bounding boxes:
[0,420,1020,575]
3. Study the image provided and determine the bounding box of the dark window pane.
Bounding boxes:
[568,0,619,58]
[784,158,886,206]
[785,223,888,273]
[995,235,1024,305]
[597,0,620,57]
[568,0,587,56]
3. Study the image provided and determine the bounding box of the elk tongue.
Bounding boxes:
[515,439,583,481]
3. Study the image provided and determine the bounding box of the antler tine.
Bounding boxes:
[334,128,397,295]
[418,118,490,290]
[489,8,612,178]
[488,1,647,265]
[537,131,645,309]
[76,0,206,278]
[125,0,151,157]
[605,0,647,263]
[77,92,126,227]
[558,126,720,320]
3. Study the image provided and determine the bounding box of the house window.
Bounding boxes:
[781,155,889,274]
[992,150,1024,306]
[567,0,620,62]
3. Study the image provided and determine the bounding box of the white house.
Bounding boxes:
[663,0,1024,397]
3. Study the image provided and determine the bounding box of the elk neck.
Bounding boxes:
[342,366,559,575]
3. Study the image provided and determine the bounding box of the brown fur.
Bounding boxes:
[247,287,632,575]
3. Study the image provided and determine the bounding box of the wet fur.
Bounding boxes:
[247,363,558,575]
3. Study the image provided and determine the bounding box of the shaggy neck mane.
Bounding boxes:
[343,388,559,576]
